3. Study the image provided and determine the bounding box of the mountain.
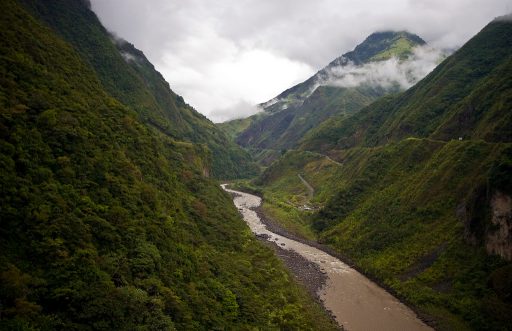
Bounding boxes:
[220,31,437,161]
[246,16,512,330]
[17,0,258,180]
[0,0,337,329]
[261,31,426,113]
[301,17,512,152]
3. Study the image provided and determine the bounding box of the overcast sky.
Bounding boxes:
[90,0,510,122]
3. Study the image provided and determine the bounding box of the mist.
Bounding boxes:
[90,0,511,121]
[212,101,263,123]
[320,46,447,90]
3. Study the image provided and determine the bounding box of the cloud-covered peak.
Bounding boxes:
[320,45,447,90]
[90,0,511,121]
[262,31,446,113]
[344,31,426,64]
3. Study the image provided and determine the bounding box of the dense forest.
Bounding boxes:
[0,0,337,329]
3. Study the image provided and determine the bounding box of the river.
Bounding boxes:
[222,185,433,331]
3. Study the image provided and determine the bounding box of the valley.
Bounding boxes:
[221,13,512,331]
[0,0,510,330]
[223,185,434,331]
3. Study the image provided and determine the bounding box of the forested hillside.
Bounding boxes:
[0,0,336,329]
[247,16,512,330]
[221,31,433,158]
[18,0,258,179]
[301,16,512,151]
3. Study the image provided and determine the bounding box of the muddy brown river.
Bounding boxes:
[222,185,433,331]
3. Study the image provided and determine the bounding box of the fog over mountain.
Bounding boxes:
[321,46,447,90]
[90,0,511,122]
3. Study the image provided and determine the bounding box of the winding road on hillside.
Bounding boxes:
[325,155,342,166]
[298,174,315,198]
[222,184,433,331]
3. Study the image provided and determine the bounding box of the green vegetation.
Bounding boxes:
[356,31,426,62]
[223,31,424,158]
[0,0,337,329]
[254,140,512,330]
[233,150,339,241]
[18,0,258,180]
[217,116,255,141]
[301,19,512,152]
[247,17,512,331]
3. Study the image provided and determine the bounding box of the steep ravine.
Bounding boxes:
[222,185,433,331]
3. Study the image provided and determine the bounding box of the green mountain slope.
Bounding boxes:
[341,31,426,63]
[301,17,512,152]
[247,17,512,330]
[18,0,258,179]
[239,85,388,151]
[0,0,336,329]
[217,116,257,141]
[256,140,512,329]
[225,31,427,154]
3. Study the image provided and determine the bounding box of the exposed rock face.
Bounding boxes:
[457,201,475,244]
[486,191,512,261]
[457,187,487,246]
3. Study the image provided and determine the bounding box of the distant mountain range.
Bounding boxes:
[219,30,447,162]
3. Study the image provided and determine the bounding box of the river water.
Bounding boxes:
[222,185,433,331]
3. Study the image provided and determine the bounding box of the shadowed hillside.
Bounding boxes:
[18,0,259,179]
[0,1,338,329]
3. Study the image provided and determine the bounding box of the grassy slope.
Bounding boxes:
[250,18,512,331]
[342,31,426,64]
[217,116,255,141]
[18,0,258,180]
[0,1,337,329]
[228,31,424,153]
[301,19,512,152]
[252,151,333,240]
[255,140,512,330]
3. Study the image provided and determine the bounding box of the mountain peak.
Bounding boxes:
[337,30,426,65]
[259,30,429,112]
[493,13,512,22]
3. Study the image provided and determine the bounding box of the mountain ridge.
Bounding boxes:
[0,0,338,329]
[221,30,436,160]
[244,16,512,330]
[18,0,259,179]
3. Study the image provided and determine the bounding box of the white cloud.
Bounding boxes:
[90,0,511,121]
[211,101,263,123]
[156,33,314,122]
[321,46,446,89]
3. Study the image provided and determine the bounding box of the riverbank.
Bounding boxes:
[228,191,330,303]
[254,205,438,330]
[260,239,340,325]
[259,234,328,297]
[224,185,434,330]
